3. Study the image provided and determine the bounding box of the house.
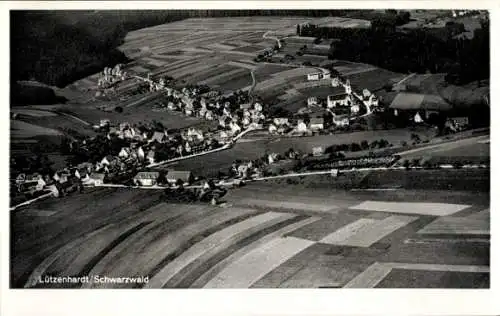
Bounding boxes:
[205,110,215,120]
[310,118,324,131]
[350,104,361,114]
[99,119,110,128]
[254,103,263,112]
[307,97,318,107]
[108,127,119,135]
[268,124,278,134]
[229,122,242,134]
[101,155,118,166]
[151,131,167,143]
[137,147,145,161]
[327,93,350,108]
[273,118,289,126]
[119,122,130,131]
[242,116,252,127]
[90,173,106,186]
[166,170,194,185]
[119,147,131,159]
[307,72,322,81]
[133,171,160,187]
[333,115,350,127]
[296,120,308,133]
[240,103,252,110]
[146,150,156,164]
[414,112,424,123]
[123,129,134,139]
[312,146,324,157]
[389,92,452,122]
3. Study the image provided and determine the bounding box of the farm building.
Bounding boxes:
[147,150,156,164]
[308,97,319,107]
[151,131,167,143]
[332,115,350,127]
[296,120,308,133]
[327,93,351,108]
[307,71,331,81]
[133,171,160,187]
[101,155,119,166]
[273,118,289,126]
[166,170,194,185]
[90,173,106,186]
[310,118,325,131]
[389,92,452,122]
[119,148,131,159]
[312,146,325,156]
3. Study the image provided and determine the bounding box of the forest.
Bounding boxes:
[298,13,489,85]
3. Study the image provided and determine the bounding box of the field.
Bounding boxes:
[11,179,489,289]
[170,128,436,178]
[11,120,63,139]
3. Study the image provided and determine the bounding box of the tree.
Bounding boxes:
[115,106,123,113]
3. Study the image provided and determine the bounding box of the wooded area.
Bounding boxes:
[298,12,489,85]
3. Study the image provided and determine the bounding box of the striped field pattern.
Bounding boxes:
[11,186,490,289]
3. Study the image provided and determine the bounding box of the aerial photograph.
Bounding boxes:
[10,9,490,289]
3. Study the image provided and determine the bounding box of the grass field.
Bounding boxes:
[11,179,489,289]
[11,120,63,139]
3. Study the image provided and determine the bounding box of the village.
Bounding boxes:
[12,42,485,208]
[8,10,492,294]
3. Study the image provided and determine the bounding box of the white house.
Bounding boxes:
[333,115,350,127]
[312,146,324,157]
[350,104,360,114]
[242,116,252,127]
[229,122,241,134]
[273,118,289,126]
[133,171,160,187]
[150,131,167,143]
[254,103,263,112]
[90,173,105,186]
[307,72,322,81]
[414,112,424,123]
[307,97,318,107]
[146,150,156,164]
[310,118,324,131]
[327,93,350,108]
[205,110,215,121]
[119,147,131,159]
[101,155,118,166]
[296,120,308,133]
[268,124,278,134]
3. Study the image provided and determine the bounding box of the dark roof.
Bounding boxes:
[90,173,105,180]
[389,93,452,111]
[310,118,324,125]
[328,93,348,101]
[134,171,160,180]
[166,171,193,182]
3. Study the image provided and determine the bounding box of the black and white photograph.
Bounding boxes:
[7,5,492,295]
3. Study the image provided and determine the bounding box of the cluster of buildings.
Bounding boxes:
[230,148,301,180]
[96,64,128,93]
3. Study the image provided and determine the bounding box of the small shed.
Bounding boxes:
[310,118,324,131]
[166,170,194,185]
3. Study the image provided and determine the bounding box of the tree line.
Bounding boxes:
[298,14,489,85]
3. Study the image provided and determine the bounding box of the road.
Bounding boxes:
[11,175,489,289]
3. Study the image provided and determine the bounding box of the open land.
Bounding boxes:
[11,15,490,289]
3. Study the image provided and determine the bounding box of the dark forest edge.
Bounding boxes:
[11,10,489,91]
